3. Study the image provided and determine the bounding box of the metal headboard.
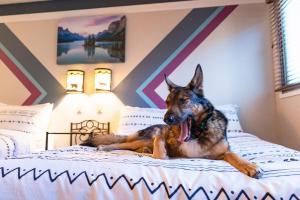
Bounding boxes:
[70,120,110,145]
[45,120,110,150]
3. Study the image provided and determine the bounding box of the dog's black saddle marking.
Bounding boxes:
[190,112,213,140]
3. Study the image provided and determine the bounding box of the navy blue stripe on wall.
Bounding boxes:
[0,24,65,106]
[0,0,189,16]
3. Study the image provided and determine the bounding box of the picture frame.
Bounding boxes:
[57,15,126,64]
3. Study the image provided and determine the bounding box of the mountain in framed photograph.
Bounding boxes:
[57,15,126,64]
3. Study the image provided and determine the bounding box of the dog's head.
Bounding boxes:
[163,64,213,142]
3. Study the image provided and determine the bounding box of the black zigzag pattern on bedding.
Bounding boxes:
[1,167,299,200]
[20,154,300,178]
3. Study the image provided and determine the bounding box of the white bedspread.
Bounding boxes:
[0,132,300,199]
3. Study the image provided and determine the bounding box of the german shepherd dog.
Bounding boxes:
[88,65,262,178]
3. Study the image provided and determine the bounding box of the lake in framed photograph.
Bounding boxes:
[57,15,125,64]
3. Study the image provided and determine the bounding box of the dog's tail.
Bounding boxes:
[81,132,139,147]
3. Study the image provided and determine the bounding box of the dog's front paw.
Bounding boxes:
[241,162,263,179]
[97,145,113,151]
[224,152,263,179]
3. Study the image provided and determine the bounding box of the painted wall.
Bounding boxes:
[158,4,277,143]
[0,3,278,148]
[1,8,189,147]
[275,93,300,150]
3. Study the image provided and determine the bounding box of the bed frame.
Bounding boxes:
[45,120,110,150]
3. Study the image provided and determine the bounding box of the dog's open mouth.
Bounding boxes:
[178,117,192,143]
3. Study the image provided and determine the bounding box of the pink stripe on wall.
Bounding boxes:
[143,5,237,108]
[0,48,41,105]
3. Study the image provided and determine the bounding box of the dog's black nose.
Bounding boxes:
[164,113,177,125]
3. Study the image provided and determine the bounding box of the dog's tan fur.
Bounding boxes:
[88,65,262,178]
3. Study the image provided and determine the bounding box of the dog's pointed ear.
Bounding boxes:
[164,74,177,91]
[188,64,204,96]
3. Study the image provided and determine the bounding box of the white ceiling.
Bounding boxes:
[0,0,48,5]
[0,0,266,23]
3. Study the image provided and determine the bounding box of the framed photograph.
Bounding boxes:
[57,15,126,64]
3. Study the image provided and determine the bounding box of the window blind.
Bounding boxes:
[269,0,300,92]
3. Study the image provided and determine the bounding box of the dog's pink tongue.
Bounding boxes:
[178,120,188,143]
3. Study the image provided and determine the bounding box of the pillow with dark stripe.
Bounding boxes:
[0,103,53,135]
[117,106,166,135]
[216,104,243,133]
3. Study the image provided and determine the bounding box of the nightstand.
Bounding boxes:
[46,120,110,150]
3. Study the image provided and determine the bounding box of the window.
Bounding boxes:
[270,0,300,92]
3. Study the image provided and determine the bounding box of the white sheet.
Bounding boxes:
[0,132,300,199]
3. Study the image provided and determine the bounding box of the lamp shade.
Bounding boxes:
[66,70,84,93]
[95,68,112,91]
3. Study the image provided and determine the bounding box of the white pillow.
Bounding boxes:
[0,129,31,156]
[215,104,243,133]
[117,106,166,135]
[28,133,46,152]
[0,128,45,154]
[117,104,243,135]
[0,103,53,135]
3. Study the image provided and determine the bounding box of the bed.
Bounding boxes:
[1,131,300,199]
[0,105,300,199]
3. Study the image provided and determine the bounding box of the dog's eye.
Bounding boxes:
[179,98,186,104]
